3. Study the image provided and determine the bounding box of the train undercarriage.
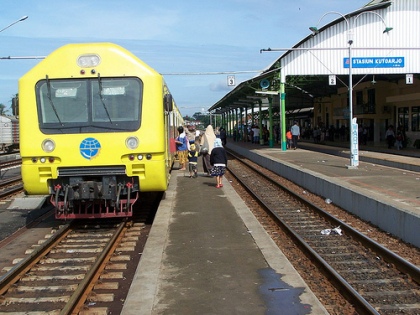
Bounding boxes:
[50,170,139,219]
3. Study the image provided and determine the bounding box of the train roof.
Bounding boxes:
[20,42,161,80]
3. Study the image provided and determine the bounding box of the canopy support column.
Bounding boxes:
[280,73,287,151]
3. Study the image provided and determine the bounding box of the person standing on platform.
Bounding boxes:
[186,125,196,145]
[291,121,300,150]
[210,138,227,188]
[194,128,202,152]
[175,126,188,171]
[286,129,292,149]
[251,125,260,144]
[200,125,216,175]
[395,127,404,150]
[219,127,227,146]
[385,125,395,149]
[187,143,199,178]
[361,126,368,145]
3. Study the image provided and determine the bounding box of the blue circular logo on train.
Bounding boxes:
[80,137,101,160]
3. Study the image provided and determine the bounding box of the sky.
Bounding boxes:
[0,0,369,117]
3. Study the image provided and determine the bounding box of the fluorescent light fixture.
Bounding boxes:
[255,91,279,95]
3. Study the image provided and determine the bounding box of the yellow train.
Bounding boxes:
[19,42,183,219]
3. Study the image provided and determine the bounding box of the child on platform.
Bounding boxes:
[188,143,199,178]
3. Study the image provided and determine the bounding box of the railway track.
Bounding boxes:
[0,219,146,314]
[0,158,21,170]
[227,151,420,315]
[0,175,23,199]
[0,158,23,199]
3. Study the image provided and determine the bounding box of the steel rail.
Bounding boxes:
[0,159,22,169]
[0,175,23,199]
[0,223,72,293]
[0,175,21,185]
[228,150,420,283]
[59,219,128,315]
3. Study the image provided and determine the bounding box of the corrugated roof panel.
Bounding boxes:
[281,0,420,76]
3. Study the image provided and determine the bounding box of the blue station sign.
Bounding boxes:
[344,57,404,68]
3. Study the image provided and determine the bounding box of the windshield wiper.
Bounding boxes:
[46,75,63,126]
[97,73,113,124]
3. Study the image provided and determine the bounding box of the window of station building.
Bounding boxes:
[398,107,409,131]
[412,106,420,132]
[356,91,363,106]
[356,91,363,114]
[367,89,375,114]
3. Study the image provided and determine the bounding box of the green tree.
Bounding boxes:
[192,112,210,127]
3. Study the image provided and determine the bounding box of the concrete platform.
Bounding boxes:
[227,140,420,248]
[8,196,47,210]
[121,169,328,314]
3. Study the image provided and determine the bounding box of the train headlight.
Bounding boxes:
[125,136,139,149]
[77,54,101,67]
[42,139,55,153]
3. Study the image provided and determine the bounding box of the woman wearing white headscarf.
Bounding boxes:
[200,125,216,175]
[209,138,227,188]
[201,125,216,153]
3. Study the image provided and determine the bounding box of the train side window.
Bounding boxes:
[164,94,173,112]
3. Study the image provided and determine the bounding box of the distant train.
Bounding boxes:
[0,115,19,152]
[19,42,183,219]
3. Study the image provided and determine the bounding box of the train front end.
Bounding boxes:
[19,43,172,219]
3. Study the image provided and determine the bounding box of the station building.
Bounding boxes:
[209,0,420,149]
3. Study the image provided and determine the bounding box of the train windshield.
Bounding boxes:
[36,77,142,133]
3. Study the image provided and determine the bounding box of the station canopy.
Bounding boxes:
[208,0,406,116]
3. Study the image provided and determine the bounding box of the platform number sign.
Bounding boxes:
[227,75,235,86]
[329,75,336,86]
[406,74,413,85]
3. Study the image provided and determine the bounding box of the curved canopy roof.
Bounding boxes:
[209,0,397,115]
